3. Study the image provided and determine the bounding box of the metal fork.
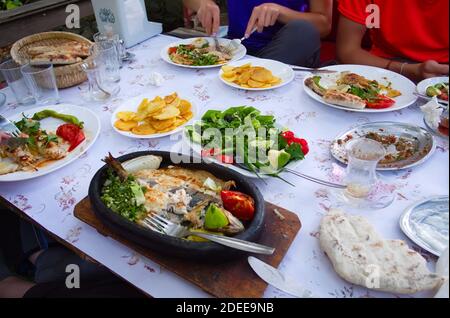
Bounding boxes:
[141,214,275,255]
[234,162,346,189]
[0,115,21,137]
[225,27,258,54]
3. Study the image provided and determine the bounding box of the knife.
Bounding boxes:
[290,66,337,74]
[248,256,314,298]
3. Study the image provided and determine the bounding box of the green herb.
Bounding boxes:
[101,170,147,222]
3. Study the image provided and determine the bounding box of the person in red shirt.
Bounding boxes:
[337,0,449,81]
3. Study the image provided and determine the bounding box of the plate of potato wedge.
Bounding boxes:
[219,58,294,91]
[112,92,196,139]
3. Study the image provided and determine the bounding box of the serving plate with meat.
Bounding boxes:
[88,151,265,260]
[330,122,436,171]
[303,65,417,113]
[160,38,246,69]
[0,104,100,182]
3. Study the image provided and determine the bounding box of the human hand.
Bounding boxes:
[197,0,220,35]
[0,131,11,143]
[416,60,449,80]
[245,3,282,38]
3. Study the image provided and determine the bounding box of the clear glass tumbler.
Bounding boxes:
[0,59,35,105]
[94,32,125,67]
[91,42,121,83]
[332,138,395,210]
[21,64,59,106]
[81,60,120,102]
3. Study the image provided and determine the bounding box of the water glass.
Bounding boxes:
[94,32,126,66]
[91,42,121,83]
[0,59,35,105]
[21,64,59,105]
[81,60,120,102]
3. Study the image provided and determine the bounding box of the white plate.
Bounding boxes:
[0,104,100,182]
[219,58,295,91]
[417,76,449,102]
[160,37,247,69]
[111,93,197,139]
[303,64,418,113]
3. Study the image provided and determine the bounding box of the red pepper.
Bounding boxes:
[56,124,85,152]
[221,190,255,221]
[366,95,396,109]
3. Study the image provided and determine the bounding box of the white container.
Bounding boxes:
[91,0,162,48]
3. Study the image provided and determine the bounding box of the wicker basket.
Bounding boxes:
[10,32,93,89]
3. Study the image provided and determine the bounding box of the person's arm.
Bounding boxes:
[183,0,220,35]
[336,15,449,81]
[245,0,333,38]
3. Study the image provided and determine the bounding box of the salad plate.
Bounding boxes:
[303,65,418,113]
[184,106,308,179]
[160,37,246,69]
[417,76,449,103]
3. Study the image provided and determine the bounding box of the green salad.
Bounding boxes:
[185,106,309,179]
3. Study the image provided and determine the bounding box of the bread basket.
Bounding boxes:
[11,31,93,89]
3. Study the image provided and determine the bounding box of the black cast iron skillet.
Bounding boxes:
[89,151,265,261]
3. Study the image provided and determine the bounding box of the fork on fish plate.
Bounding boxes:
[0,115,21,137]
[141,213,275,255]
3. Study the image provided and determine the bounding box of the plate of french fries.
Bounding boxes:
[112,92,196,139]
[219,58,294,91]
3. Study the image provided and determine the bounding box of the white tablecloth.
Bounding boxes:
[1,35,448,298]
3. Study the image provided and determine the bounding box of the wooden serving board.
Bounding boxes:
[74,198,301,298]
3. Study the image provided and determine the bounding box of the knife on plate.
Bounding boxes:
[248,256,314,298]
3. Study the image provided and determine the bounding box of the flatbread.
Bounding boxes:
[319,209,445,294]
[30,52,82,65]
[323,90,366,109]
[28,45,90,58]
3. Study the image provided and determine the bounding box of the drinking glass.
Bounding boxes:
[332,138,395,210]
[0,60,35,105]
[81,60,120,102]
[21,64,59,105]
[91,42,121,83]
[94,32,126,66]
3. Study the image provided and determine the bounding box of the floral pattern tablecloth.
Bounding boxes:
[0,35,448,298]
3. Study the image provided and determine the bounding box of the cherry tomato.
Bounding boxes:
[366,95,395,109]
[220,190,255,221]
[168,47,177,54]
[56,124,85,152]
[281,131,295,140]
[216,154,234,164]
[298,138,309,155]
[201,148,221,157]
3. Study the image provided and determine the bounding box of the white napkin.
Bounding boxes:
[434,246,449,298]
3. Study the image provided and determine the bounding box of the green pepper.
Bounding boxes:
[32,110,84,128]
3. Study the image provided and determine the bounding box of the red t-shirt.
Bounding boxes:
[339,0,449,63]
